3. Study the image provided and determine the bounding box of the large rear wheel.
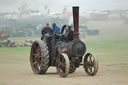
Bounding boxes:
[30,40,49,74]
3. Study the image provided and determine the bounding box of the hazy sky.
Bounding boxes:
[0,0,128,12]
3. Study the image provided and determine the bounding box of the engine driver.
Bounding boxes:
[41,23,53,40]
[52,23,60,33]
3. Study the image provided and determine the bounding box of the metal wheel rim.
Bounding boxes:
[30,42,42,73]
[84,53,99,76]
[56,53,70,77]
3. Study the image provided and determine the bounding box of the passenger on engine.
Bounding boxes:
[41,23,53,40]
[52,23,60,33]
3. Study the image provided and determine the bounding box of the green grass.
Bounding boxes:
[0,36,40,64]
[0,47,30,64]
[83,35,128,64]
[9,36,40,43]
[0,20,128,65]
[0,35,128,65]
[85,20,128,64]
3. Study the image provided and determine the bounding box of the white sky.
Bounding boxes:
[0,0,128,12]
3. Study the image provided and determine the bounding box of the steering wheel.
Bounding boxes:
[61,25,69,34]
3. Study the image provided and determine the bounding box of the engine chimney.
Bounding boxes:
[73,6,79,40]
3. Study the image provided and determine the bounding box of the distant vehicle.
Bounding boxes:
[79,25,99,36]
[0,32,9,40]
[79,25,99,40]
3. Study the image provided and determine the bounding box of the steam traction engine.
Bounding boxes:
[30,7,99,77]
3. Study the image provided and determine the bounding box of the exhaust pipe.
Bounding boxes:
[73,6,79,40]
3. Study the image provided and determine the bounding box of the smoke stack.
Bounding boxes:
[73,6,79,40]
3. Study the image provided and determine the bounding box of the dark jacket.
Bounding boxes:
[41,27,52,40]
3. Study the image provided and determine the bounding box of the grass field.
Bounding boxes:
[0,20,128,85]
[1,34,128,65]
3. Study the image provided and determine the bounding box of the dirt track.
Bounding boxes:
[0,62,128,85]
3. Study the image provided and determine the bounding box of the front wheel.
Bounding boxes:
[83,53,99,76]
[56,53,70,78]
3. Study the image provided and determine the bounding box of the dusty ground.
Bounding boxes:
[0,62,128,85]
[0,20,128,85]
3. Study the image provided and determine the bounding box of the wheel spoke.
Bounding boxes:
[89,66,92,72]
[59,63,65,73]
[37,45,41,53]
[38,57,42,63]
[91,60,95,66]
[89,55,92,62]
[61,62,66,67]
[59,56,66,68]
[32,53,37,58]
[57,53,69,77]
[34,45,38,52]
[37,63,41,70]
[33,60,38,65]
[84,61,89,66]
[84,53,99,76]
[32,53,36,56]
[61,57,65,63]
[88,55,95,66]
[38,50,41,56]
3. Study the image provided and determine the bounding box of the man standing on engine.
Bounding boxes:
[52,23,60,33]
[41,23,52,40]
